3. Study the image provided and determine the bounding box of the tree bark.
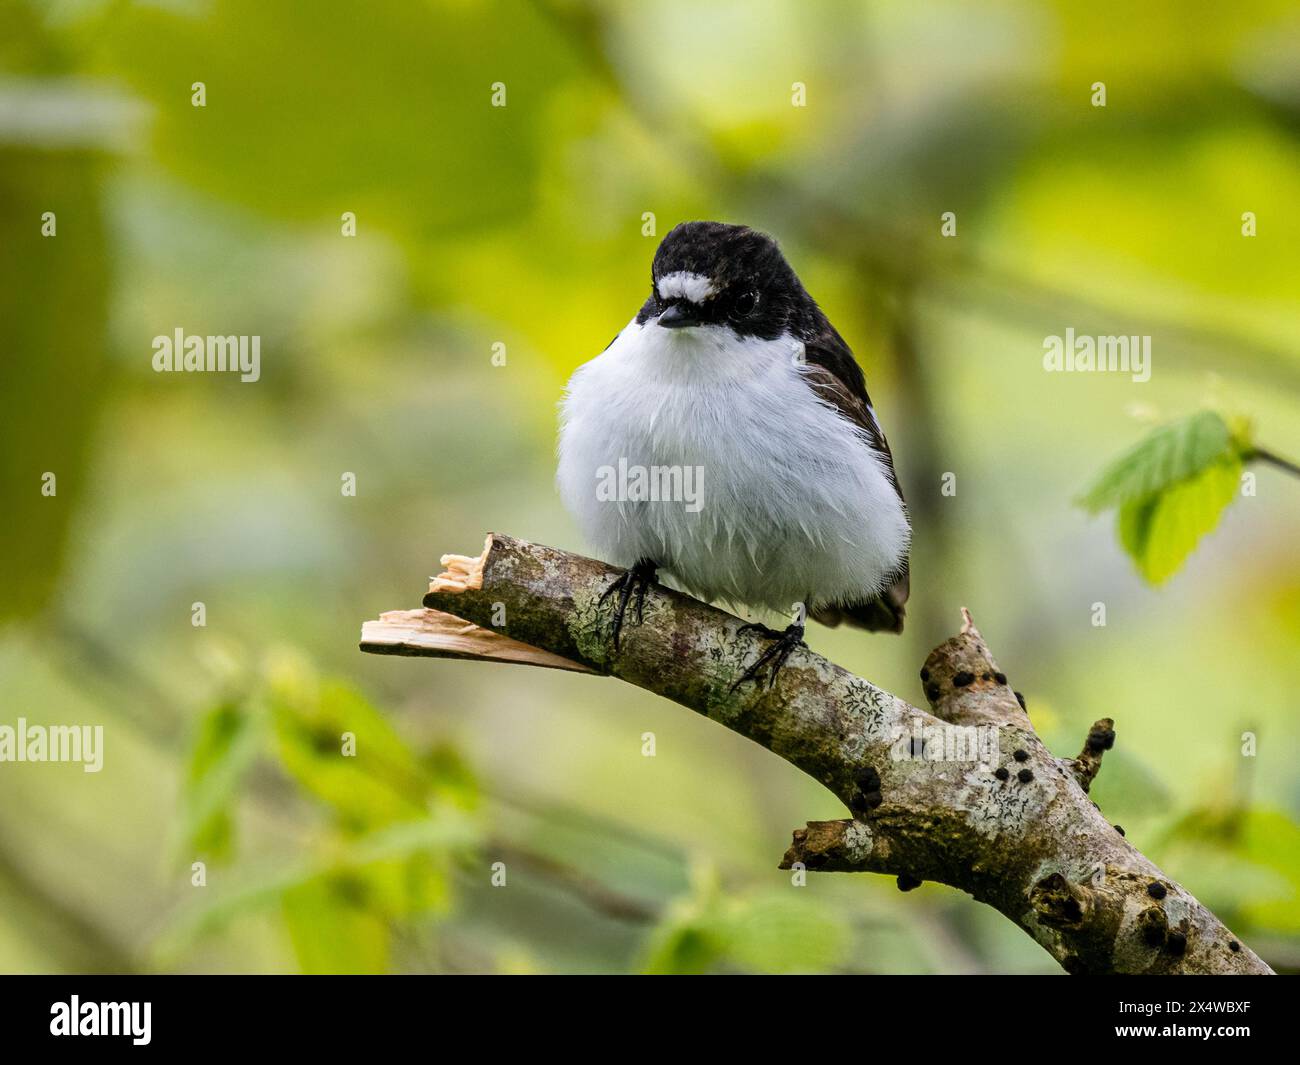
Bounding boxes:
[359,532,1273,975]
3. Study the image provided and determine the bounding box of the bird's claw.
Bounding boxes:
[599,558,658,651]
[731,622,806,691]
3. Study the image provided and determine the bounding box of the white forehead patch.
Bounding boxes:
[656,271,716,304]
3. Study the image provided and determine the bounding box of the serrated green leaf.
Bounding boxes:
[1116,457,1240,584]
[1080,410,1238,513]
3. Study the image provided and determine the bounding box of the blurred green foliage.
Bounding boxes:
[180,697,257,863]
[92,0,582,236]
[641,864,849,974]
[1,0,1298,973]
[0,144,109,619]
[164,650,481,972]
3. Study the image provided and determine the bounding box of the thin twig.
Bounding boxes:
[1248,447,1300,479]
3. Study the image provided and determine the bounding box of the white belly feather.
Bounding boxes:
[557,319,910,615]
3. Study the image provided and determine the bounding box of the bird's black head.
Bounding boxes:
[636,221,813,341]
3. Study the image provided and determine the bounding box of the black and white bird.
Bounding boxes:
[558,221,910,688]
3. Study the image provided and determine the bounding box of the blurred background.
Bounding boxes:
[2,0,1298,974]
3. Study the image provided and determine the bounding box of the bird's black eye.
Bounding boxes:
[730,290,758,319]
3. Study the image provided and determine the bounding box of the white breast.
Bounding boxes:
[557,319,910,616]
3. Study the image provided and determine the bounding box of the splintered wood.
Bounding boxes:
[360,607,594,674]
[427,535,492,595]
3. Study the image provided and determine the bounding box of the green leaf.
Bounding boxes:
[281,877,390,975]
[642,865,848,974]
[1079,410,1252,584]
[266,655,435,829]
[1159,807,1300,934]
[719,892,849,974]
[421,741,482,816]
[642,923,721,975]
[178,700,261,863]
[1238,810,1300,932]
[640,865,726,975]
[1080,410,1240,513]
[1116,457,1240,584]
[152,815,476,964]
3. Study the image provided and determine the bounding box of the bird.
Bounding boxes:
[558,221,910,689]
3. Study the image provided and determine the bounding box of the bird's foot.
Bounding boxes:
[598,558,658,651]
[731,621,806,691]
[736,621,784,640]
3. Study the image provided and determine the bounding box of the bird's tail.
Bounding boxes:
[812,571,909,634]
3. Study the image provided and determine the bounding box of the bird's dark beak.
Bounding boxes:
[657,303,699,329]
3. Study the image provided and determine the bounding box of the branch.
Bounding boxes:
[1066,718,1115,794]
[1248,447,1300,480]
[359,533,1272,975]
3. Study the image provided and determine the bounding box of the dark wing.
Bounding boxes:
[801,318,910,634]
[801,319,904,497]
